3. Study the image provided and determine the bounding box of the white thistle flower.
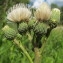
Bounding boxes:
[7,3,31,22]
[34,2,51,21]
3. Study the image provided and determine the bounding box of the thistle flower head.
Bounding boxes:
[34,2,51,21]
[7,3,31,22]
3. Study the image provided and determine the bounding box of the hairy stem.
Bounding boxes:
[34,47,41,63]
[14,39,33,63]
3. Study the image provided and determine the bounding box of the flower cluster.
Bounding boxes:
[2,2,60,39]
[1,3,62,63]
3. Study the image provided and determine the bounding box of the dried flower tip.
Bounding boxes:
[7,3,31,22]
[34,2,51,21]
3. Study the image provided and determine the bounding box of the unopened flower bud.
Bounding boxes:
[50,8,60,23]
[34,23,49,34]
[18,22,28,33]
[2,25,17,39]
[28,19,37,29]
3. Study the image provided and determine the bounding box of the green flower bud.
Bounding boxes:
[2,25,17,39]
[28,19,37,29]
[50,8,60,23]
[34,23,49,34]
[18,22,28,33]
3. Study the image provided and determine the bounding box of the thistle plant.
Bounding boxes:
[3,3,33,63]
[2,2,61,63]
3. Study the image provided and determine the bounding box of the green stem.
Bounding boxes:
[40,42,46,54]
[34,47,41,63]
[26,32,32,42]
[40,36,46,54]
[14,39,33,63]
